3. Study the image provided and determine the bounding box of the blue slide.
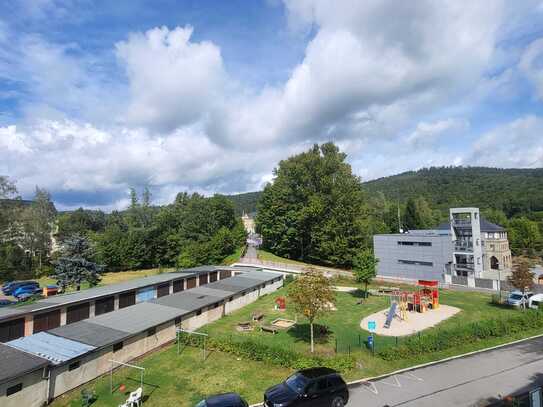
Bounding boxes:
[384,302,397,329]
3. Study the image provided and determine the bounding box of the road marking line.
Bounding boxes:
[397,371,423,382]
[379,375,402,388]
[360,381,379,395]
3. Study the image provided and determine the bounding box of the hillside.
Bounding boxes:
[364,167,543,216]
[226,167,543,217]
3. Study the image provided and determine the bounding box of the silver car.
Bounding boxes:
[506,291,534,307]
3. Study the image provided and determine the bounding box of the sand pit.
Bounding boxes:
[270,318,296,329]
[360,304,461,336]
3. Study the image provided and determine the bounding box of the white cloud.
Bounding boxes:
[406,119,469,146]
[116,26,226,132]
[520,38,543,101]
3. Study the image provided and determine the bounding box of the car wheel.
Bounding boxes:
[331,396,345,407]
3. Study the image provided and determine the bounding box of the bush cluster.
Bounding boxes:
[378,310,543,360]
[179,334,355,372]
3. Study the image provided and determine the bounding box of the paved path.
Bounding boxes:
[349,336,543,406]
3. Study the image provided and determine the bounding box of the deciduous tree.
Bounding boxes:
[288,269,335,353]
[353,249,379,298]
[508,259,535,308]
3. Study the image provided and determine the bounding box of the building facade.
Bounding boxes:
[374,207,512,282]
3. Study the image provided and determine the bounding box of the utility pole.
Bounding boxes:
[397,200,402,233]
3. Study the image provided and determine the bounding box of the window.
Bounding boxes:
[175,316,182,325]
[69,361,80,371]
[6,383,22,396]
[113,342,123,352]
[147,327,156,337]
[397,241,432,246]
[398,259,433,267]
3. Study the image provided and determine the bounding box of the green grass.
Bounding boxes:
[221,247,244,265]
[50,345,291,407]
[257,249,320,267]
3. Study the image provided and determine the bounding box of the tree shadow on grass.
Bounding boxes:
[287,323,331,344]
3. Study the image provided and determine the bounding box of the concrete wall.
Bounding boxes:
[181,305,225,331]
[50,321,176,398]
[0,368,48,407]
[374,234,453,282]
[259,279,283,296]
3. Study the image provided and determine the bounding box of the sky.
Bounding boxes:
[1,0,543,211]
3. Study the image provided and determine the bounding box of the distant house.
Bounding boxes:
[374,207,512,283]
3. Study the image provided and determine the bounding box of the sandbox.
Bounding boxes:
[360,304,461,336]
[270,318,296,329]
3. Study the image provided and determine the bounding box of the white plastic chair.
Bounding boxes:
[119,387,142,407]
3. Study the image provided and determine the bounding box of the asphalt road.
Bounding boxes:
[348,336,543,406]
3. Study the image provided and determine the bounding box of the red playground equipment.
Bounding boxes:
[389,280,439,315]
[275,297,286,310]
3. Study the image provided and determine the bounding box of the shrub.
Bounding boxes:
[178,334,355,372]
[378,310,543,360]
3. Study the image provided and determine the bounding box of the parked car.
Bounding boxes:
[195,393,249,407]
[529,293,543,309]
[0,299,15,307]
[2,280,39,295]
[13,285,41,299]
[506,291,534,307]
[264,367,349,407]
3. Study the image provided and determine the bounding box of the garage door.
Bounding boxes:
[187,277,197,289]
[199,274,208,286]
[157,283,170,298]
[0,318,25,342]
[173,279,184,293]
[219,270,232,279]
[95,296,114,316]
[33,310,61,333]
[66,303,90,324]
[136,286,156,302]
[119,291,136,309]
[209,271,218,282]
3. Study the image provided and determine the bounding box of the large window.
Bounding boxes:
[398,259,433,267]
[397,241,432,247]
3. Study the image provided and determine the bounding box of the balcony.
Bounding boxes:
[454,245,473,252]
[452,219,473,227]
[455,263,475,271]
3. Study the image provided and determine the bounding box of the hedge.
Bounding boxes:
[179,334,355,372]
[378,310,543,360]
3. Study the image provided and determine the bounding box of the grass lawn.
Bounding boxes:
[257,249,315,267]
[221,247,244,265]
[50,345,291,407]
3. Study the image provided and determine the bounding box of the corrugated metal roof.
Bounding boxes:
[0,343,48,384]
[49,321,129,348]
[90,302,182,334]
[7,332,95,365]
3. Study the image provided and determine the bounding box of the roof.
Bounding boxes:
[48,321,128,348]
[88,301,182,334]
[438,217,506,233]
[206,393,245,406]
[0,343,48,384]
[299,367,337,378]
[152,291,221,314]
[0,268,230,321]
[7,332,95,365]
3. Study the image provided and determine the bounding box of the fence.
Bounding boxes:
[475,278,494,289]
[451,275,468,285]
[334,333,413,355]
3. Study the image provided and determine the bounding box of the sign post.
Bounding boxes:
[367,320,376,355]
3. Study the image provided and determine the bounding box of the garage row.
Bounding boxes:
[0,269,283,406]
[0,266,248,343]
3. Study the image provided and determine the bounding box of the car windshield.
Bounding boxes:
[511,294,523,300]
[285,373,309,394]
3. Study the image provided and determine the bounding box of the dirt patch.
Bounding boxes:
[360,304,461,336]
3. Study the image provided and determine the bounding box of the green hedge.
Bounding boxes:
[378,310,543,360]
[179,334,355,372]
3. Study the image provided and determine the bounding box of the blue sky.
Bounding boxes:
[1,0,543,210]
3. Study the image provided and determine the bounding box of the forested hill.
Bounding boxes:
[364,167,543,216]
[225,191,261,216]
[227,167,543,217]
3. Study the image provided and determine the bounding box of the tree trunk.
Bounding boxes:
[365,281,368,299]
[310,322,314,353]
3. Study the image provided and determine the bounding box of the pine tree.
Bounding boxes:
[53,235,103,291]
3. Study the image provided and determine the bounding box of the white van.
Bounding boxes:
[529,293,543,309]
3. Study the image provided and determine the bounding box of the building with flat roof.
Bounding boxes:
[374,207,512,283]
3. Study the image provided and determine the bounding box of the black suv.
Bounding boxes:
[264,367,349,407]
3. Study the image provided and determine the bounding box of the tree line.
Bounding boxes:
[256,144,543,268]
[0,176,246,283]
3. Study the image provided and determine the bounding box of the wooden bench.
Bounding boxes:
[261,325,278,334]
[236,321,254,332]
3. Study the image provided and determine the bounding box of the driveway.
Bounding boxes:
[348,336,543,406]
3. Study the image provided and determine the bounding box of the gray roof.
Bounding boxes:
[189,286,237,298]
[0,268,219,321]
[152,291,221,314]
[7,332,95,365]
[0,343,48,384]
[89,302,183,334]
[49,321,128,348]
[438,218,506,233]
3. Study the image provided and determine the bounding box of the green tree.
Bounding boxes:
[53,235,103,291]
[508,217,542,255]
[288,269,335,353]
[404,197,435,230]
[256,143,368,267]
[508,259,535,308]
[352,249,379,297]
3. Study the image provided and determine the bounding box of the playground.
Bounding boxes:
[360,280,460,336]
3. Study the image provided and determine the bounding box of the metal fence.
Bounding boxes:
[475,278,494,289]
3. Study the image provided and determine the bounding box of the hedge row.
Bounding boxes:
[378,310,543,360]
[179,334,355,372]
